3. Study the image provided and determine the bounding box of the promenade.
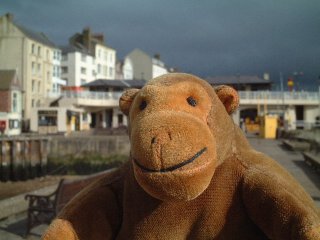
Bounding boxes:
[0,135,319,240]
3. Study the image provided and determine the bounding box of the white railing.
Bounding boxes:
[238,91,320,105]
[61,91,123,100]
[238,91,319,101]
[55,90,319,107]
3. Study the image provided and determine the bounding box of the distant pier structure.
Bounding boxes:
[52,76,319,131]
[233,91,320,130]
[28,75,319,135]
[0,136,50,182]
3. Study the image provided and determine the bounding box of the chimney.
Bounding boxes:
[154,53,160,60]
[82,27,91,50]
[93,33,105,44]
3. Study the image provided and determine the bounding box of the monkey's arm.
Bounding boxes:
[242,166,320,240]
[42,180,121,240]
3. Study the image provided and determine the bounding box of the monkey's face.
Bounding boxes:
[119,73,238,201]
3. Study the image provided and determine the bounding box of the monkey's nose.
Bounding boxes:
[151,137,156,144]
[151,132,172,145]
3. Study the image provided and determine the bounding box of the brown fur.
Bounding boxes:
[43,73,320,240]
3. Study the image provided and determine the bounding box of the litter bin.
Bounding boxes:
[260,115,278,139]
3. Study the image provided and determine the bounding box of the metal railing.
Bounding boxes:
[61,91,123,100]
[238,91,319,101]
[50,90,319,105]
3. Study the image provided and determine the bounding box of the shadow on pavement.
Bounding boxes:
[278,143,302,156]
[0,217,44,239]
[292,160,320,191]
[0,218,27,238]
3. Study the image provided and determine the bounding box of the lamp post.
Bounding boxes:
[280,72,285,118]
[318,76,320,127]
[293,71,304,91]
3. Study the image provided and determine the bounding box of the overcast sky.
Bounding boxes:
[1,0,320,89]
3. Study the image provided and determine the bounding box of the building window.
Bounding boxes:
[62,54,68,61]
[109,67,113,77]
[103,66,108,76]
[81,79,86,85]
[32,99,35,107]
[97,64,101,74]
[9,119,20,129]
[32,62,36,75]
[53,66,57,77]
[37,63,41,75]
[57,51,61,61]
[31,43,35,54]
[36,100,40,107]
[38,46,41,56]
[81,67,86,74]
[38,111,58,126]
[32,80,35,92]
[38,82,41,92]
[52,83,56,92]
[62,66,68,74]
[82,113,88,121]
[12,92,18,112]
[81,54,86,62]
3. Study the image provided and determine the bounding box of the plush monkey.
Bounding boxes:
[43,73,320,239]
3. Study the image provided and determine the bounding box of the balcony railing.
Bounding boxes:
[61,91,123,100]
[50,90,319,107]
[238,91,319,101]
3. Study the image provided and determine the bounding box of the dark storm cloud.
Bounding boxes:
[1,0,320,88]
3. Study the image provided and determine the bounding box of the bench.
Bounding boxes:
[302,142,320,172]
[24,169,115,236]
[282,139,310,152]
[303,152,320,171]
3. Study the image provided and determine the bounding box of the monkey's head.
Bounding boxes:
[119,73,239,201]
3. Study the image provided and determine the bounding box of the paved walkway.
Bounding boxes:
[0,135,319,239]
[247,135,320,207]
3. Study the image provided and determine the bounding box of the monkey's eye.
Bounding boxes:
[186,96,197,107]
[139,100,147,110]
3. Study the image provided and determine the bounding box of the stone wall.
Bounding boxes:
[48,135,130,158]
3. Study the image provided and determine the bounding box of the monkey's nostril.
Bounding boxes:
[151,137,156,144]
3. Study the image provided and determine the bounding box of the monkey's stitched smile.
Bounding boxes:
[133,147,207,173]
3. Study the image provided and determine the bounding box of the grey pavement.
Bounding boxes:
[0,134,319,240]
[247,134,320,207]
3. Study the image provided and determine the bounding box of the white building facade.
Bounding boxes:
[124,49,168,81]
[61,49,96,86]
[152,57,168,78]
[95,44,116,80]
[50,49,66,98]
[61,28,116,86]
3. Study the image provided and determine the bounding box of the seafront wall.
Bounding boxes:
[48,135,130,158]
[0,135,130,182]
[0,137,50,181]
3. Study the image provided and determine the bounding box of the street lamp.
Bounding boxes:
[317,76,320,127]
[293,71,304,91]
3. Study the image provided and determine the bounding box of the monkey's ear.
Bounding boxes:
[215,85,239,114]
[119,88,140,116]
